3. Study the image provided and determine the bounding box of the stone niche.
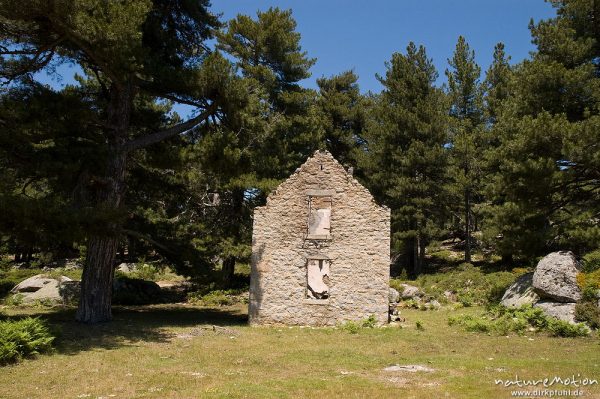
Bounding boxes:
[249,150,390,326]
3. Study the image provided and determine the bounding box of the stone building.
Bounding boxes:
[249,150,390,326]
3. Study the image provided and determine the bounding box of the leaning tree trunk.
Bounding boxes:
[76,84,130,323]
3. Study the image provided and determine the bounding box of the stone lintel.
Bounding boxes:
[303,299,330,305]
[306,189,335,197]
[306,234,331,240]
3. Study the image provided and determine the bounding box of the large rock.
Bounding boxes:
[532,251,582,303]
[399,284,422,299]
[389,288,400,303]
[534,301,577,324]
[11,274,71,293]
[501,272,540,308]
[11,274,75,304]
[22,280,62,303]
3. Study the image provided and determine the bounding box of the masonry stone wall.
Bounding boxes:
[249,151,390,326]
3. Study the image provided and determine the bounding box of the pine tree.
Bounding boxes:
[363,42,449,276]
[0,0,225,322]
[484,43,512,126]
[316,70,366,167]
[486,0,600,259]
[445,36,485,263]
[211,7,320,285]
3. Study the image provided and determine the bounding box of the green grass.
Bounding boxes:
[0,304,598,398]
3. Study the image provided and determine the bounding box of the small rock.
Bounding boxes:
[64,259,82,270]
[399,284,422,299]
[116,263,137,273]
[429,300,441,309]
[443,290,457,302]
[389,287,400,303]
[383,364,435,373]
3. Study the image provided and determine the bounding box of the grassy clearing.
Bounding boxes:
[0,304,598,399]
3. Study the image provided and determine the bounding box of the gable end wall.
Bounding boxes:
[249,151,390,326]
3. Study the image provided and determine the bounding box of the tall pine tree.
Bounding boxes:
[486,0,600,259]
[363,43,449,276]
[445,36,485,263]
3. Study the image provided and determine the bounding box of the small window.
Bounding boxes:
[306,258,330,299]
[307,195,332,239]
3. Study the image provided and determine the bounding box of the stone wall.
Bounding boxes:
[249,151,390,326]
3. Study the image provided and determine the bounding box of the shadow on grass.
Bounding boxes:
[1,305,248,357]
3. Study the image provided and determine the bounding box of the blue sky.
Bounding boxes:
[37,1,557,96]
[213,0,556,92]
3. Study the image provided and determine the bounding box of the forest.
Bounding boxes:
[0,0,599,324]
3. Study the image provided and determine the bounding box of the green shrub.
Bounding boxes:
[3,294,24,306]
[448,305,590,338]
[187,288,247,307]
[415,320,425,331]
[395,263,516,307]
[361,314,377,328]
[0,317,54,365]
[546,318,590,338]
[340,320,360,334]
[582,250,600,272]
[340,315,379,333]
[577,269,600,293]
[575,302,600,329]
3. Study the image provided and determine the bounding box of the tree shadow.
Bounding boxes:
[1,304,248,357]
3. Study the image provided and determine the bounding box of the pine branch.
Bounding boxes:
[122,103,217,152]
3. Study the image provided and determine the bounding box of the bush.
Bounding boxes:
[129,262,162,281]
[361,314,377,328]
[187,288,247,307]
[415,320,425,331]
[397,263,517,307]
[546,318,590,338]
[577,269,600,293]
[582,250,600,272]
[575,302,600,330]
[340,315,378,333]
[448,305,590,338]
[0,317,54,365]
[340,320,360,334]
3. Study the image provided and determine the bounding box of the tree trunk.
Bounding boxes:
[76,235,119,323]
[413,235,422,276]
[76,83,130,323]
[222,256,236,287]
[419,239,426,271]
[501,253,513,266]
[465,189,471,263]
[221,188,245,287]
